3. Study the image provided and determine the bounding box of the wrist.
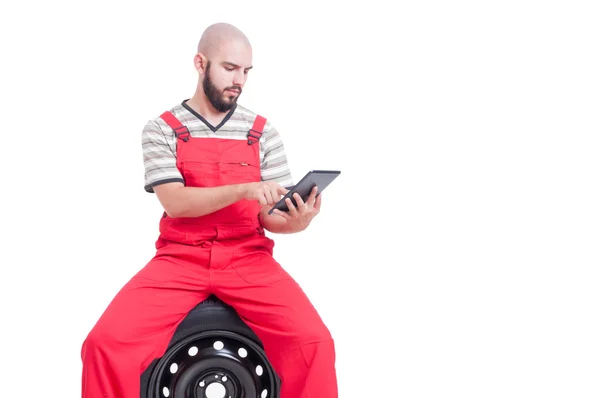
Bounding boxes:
[237,183,250,200]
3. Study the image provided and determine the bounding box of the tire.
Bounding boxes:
[140,295,280,398]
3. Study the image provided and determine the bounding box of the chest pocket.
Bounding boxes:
[180,139,261,187]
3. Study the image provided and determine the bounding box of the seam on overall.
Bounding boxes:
[299,337,335,366]
[298,338,335,398]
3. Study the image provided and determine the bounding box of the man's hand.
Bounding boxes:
[243,181,289,205]
[270,186,321,232]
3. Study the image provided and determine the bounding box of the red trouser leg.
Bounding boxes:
[211,234,339,398]
[81,241,211,398]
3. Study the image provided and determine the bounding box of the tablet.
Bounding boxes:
[268,170,341,215]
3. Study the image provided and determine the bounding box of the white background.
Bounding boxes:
[1,0,599,397]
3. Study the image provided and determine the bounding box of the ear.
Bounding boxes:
[194,53,208,74]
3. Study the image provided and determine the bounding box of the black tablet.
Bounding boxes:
[268,170,341,215]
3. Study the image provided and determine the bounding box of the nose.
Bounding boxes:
[232,70,246,87]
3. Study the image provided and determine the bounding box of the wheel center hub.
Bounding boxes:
[197,372,236,398]
[205,382,226,398]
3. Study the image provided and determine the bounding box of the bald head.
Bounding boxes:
[197,23,251,58]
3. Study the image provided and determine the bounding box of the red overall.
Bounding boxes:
[80,111,338,398]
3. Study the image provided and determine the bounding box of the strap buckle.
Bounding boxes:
[173,126,190,142]
[247,128,262,145]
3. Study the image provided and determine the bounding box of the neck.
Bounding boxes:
[186,87,230,126]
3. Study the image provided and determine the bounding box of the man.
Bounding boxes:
[80,22,338,398]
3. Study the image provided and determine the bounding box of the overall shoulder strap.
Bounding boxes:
[159,111,190,142]
[247,115,267,145]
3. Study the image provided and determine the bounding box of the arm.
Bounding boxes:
[154,182,247,218]
[258,205,296,234]
[154,181,288,218]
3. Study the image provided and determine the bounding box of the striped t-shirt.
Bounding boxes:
[142,100,294,193]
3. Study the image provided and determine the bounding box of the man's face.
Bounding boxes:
[202,40,253,112]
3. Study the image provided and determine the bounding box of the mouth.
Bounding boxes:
[225,89,241,95]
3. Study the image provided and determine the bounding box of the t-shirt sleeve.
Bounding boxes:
[142,120,184,193]
[260,123,295,189]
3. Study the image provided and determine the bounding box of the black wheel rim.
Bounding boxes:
[148,330,279,398]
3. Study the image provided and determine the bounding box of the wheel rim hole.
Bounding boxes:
[256,365,263,376]
[238,348,248,358]
[162,387,170,397]
[188,346,198,356]
[213,341,224,350]
[206,382,226,398]
[169,363,178,374]
[261,389,268,398]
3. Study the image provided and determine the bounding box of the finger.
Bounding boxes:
[265,191,274,204]
[307,185,318,204]
[258,195,267,206]
[277,185,290,196]
[293,193,307,210]
[271,187,281,202]
[285,197,298,216]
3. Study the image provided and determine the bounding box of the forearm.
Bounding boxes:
[258,205,298,234]
[160,184,248,218]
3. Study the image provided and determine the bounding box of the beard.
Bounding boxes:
[203,61,242,112]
